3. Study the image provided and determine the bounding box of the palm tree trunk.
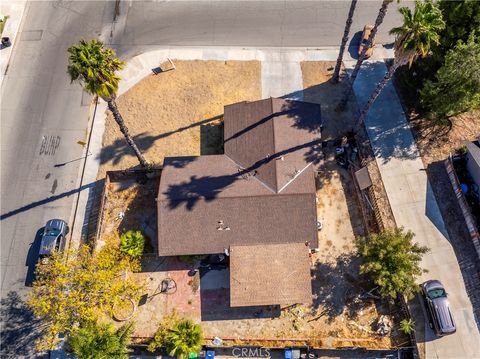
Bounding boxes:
[337,0,393,110]
[355,61,400,131]
[332,0,358,84]
[107,99,148,168]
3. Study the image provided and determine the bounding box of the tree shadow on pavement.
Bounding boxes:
[347,31,362,60]
[0,291,47,358]
[350,61,421,164]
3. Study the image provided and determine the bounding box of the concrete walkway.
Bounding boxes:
[0,0,27,87]
[351,61,480,359]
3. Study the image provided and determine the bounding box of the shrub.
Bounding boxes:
[67,322,133,359]
[400,318,415,334]
[120,230,145,258]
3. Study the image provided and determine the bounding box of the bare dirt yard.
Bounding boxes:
[98,60,261,178]
[301,61,396,231]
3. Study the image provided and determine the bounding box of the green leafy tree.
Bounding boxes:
[420,35,480,124]
[67,322,133,359]
[355,0,445,129]
[398,0,480,106]
[399,318,415,334]
[147,312,179,352]
[120,230,145,258]
[67,39,147,167]
[27,245,141,350]
[355,227,429,301]
[437,0,480,55]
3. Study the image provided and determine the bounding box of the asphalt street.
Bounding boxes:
[112,0,409,57]
[1,0,410,357]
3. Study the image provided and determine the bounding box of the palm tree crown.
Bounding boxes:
[355,0,445,129]
[67,39,125,100]
[67,39,148,167]
[165,319,203,359]
[390,1,445,67]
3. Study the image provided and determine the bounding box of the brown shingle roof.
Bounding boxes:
[229,243,313,307]
[158,156,318,255]
[224,98,321,193]
[157,98,321,256]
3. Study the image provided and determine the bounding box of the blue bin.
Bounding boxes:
[206,350,215,359]
[284,349,292,359]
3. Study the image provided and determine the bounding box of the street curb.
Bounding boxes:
[0,0,27,88]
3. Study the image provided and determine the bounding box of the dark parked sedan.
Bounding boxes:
[39,219,68,263]
[422,280,456,336]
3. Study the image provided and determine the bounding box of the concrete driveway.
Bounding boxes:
[351,61,480,359]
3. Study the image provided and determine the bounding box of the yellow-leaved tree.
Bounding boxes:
[27,244,141,350]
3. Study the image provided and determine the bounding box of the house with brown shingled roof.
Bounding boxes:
[157,97,322,307]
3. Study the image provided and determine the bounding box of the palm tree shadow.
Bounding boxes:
[352,61,422,164]
[98,115,223,165]
[97,132,163,166]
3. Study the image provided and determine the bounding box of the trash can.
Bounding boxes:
[206,350,215,359]
[285,349,292,359]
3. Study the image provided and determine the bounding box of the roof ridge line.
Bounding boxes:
[223,153,277,194]
[270,97,280,192]
[277,162,313,194]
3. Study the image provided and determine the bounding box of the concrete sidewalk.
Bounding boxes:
[351,61,480,359]
[0,0,27,87]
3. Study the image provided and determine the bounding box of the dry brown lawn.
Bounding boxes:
[98,60,261,178]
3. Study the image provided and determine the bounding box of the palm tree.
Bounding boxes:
[67,39,148,167]
[337,0,395,110]
[165,319,203,359]
[355,0,445,129]
[332,0,359,84]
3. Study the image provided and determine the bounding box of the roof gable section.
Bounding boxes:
[158,155,273,205]
[271,98,322,192]
[223,98,322,193]
[224,99,278,191]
